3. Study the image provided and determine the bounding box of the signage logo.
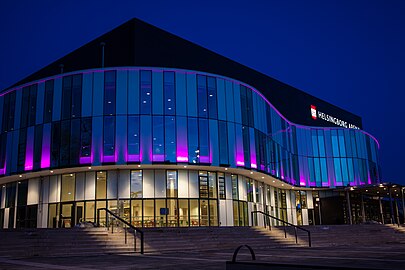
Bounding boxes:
[310,105,360,129]
[310,105,317,119]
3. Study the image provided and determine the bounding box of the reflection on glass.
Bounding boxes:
[179,199,189,227]
[130,170,142,198]
[143,199,154,227]
[61,174,75,202]
[190,199,199,226]
[166,170,178,198]
[155,199,165,227]
[96,171,107,199]
[131,199,142,227]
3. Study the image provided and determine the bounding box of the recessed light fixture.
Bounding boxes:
[50,170,54,173]
[224,168,228,171]
[88,167,92,169]
[272,180,275,183]
[183,165,187,168]
[250,172,253,175]
[138,165,141,168]
[261,176,264,179]
[281,184,284,186]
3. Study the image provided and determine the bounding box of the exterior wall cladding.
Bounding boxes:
[0,67,380,229]
[0,20,380,229]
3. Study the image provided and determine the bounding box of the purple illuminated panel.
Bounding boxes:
[103,155,115,163]
[127,154,140,162]
[80,156,92,164]
[152,154,165,162]
[235,125,244,167]
[249,129,257,169]
[41,124,51,168]
[25,128,34,171]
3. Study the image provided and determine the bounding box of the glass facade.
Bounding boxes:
[0,67,381,229]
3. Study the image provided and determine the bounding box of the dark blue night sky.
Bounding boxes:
[1,0,404,184]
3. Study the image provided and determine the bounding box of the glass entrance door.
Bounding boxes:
[60,203,74,228]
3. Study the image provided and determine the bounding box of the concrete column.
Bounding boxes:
[360,193,366,223]
[379,197,384,224]
[346,190,352,225]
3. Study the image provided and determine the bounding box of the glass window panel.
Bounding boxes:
[209,200,218,226]
[190,199,199,226]
[71,74,82,118]
[188,118,199,163]
[179,199,189,227]
[20,87,30,129]
[70,118,81,165]
[165,116,176,163]
[166,170,178,198]
[219,121,229,165]
[60,120,70,167]
[80,118,92,161]
[246,88,254,127]
[28,85,37,126]
[33,126,43,170]
[130,170,143,198]
[152,116,164,162]
[51,122,61,168]
[197,75,208,118]
[334,158,343,184]
[242,126,250,167]
[96,171,107,199]
[140,70,152,115]
[198,118,209,163]
[103,116,115,157]
[331,130,340,157]
[104,71,116,116]
[338,130,346,157]
[61,174,75,202]
[200,199,209,226]
[164,71,175,115]
[207,76,217,119]
[167,199,178,227]
[17,181,28,206]
[240,85,248,126]
[199,171,208,198]
[231,175,238,200]
[218,173,225,199]
[208,172,217,199]
[131,199,142,227]
[127,116,140,161]
[61,76,72,120]
[44,81,54,123]
[155,199,166,227]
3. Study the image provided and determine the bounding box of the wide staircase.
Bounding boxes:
[1,224,405,258]
[0,227,135,258]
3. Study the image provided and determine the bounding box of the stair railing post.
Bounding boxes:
[294,226,298,244]
[284,221,287,238]
[125,224,127,244]
[251,211,254,226]
[141,232,144,254]
[97,209,100,227]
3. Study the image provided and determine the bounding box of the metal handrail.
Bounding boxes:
[251,210,311,247]
[97,208,144,254]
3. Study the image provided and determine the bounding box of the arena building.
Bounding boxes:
[0,18,381,229]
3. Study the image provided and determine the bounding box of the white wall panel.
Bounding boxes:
[219,200,227,226]
[178,170,188,198]
[85,172,95,200]
[118,170,130,198]
[226,199,234,226]
[143,170,154,198]
[27,178,40,205]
